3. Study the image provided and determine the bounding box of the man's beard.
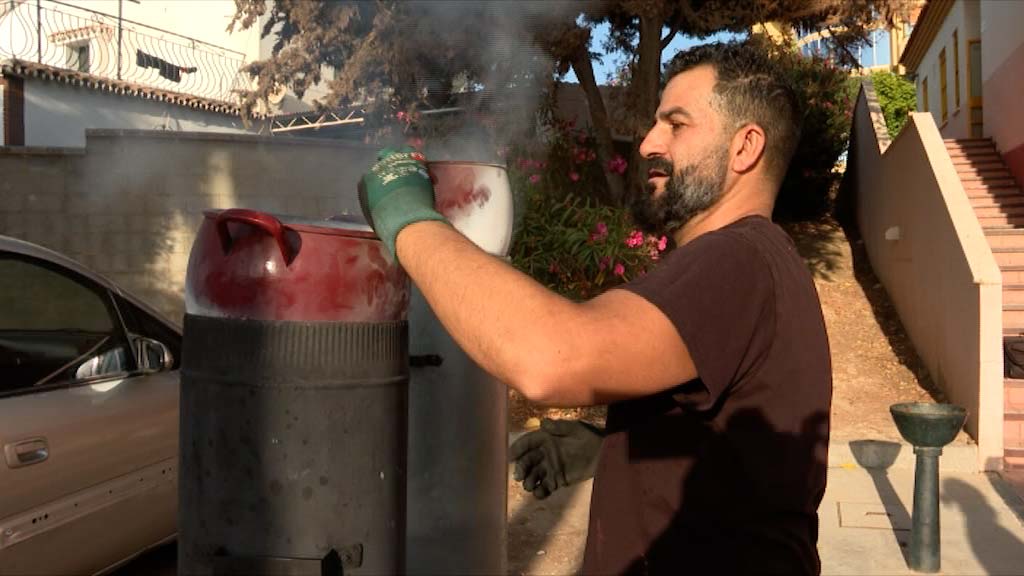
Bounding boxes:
[629,147,730,237]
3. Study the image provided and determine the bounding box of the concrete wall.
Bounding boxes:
[850,80,1004,471]
[22,77,254,147]
[0,129,375,321]
[914,0,979,140]
[979,0,1024,183]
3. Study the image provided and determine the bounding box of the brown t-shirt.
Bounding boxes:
[582,216,832,575]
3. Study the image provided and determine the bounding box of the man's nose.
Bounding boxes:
[639,126,666,159]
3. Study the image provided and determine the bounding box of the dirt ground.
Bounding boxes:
[509,218,944,440]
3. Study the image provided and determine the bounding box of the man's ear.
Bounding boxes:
[729,123,767,174]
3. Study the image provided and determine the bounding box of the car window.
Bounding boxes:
[0,255,132,394]
[114,295,181,371]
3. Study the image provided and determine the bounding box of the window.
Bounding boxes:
[953,30,960,109]
[875,29,892,67]
[922,77,929,112]
[939,48,948,122]
[66,43,90,73]
[0,256,131,394]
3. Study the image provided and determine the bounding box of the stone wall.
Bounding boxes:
[0,129,376,322]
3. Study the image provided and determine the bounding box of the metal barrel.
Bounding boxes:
[178,314,408,576]
[405,286,508,575]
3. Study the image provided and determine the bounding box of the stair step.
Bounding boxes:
[1000,265,1024,284]
[993,250,1024,267]
[962,178,1020,189]
[953,158,1006,170]
[1003,307,1024,326]
[959,169,1014,180]
[969,186,1023,199]
[975,206,1024,219]
[955,160,1008,170]
[1002,285,1024,304]
[1005,451,1024,470]
[971,195,1024,209]
[946,138,997,147]
[1006,379,1024,412]
[980,216,1024,229]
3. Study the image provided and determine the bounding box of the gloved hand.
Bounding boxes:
[358,146,446,259]
[509,418,605,500]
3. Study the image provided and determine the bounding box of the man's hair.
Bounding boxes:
[664,41,801,183]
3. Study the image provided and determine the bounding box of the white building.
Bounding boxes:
[0,0,270,147]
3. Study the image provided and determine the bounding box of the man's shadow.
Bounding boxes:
[610,404,830,575]
[942,477,1024,573]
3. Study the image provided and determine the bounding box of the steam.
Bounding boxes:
[403,1,586,164]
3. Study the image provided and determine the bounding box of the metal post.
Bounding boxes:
[117,0,122,80]
[909,446,942,573]
[35,0,40,63]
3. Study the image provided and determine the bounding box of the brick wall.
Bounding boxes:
[0,129,376,322]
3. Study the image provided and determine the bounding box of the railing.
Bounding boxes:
[0,0,249,103]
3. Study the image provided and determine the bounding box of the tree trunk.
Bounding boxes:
[624,13,664,205]
[570,47,625,205]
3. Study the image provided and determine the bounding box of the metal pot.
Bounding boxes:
[184,209,409,322]
[430,161,514,257]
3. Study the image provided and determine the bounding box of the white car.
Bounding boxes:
[0,235,180,575]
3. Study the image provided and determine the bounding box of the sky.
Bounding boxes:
[565,25,746,85]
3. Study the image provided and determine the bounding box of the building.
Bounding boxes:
[0,0,286,147]
[900,0,1024,183]
[755,3,924,74]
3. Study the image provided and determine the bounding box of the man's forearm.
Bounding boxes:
[395,220,590,405]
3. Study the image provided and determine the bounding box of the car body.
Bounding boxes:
[0,235,181,575]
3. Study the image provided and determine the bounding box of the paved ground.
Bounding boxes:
[507,456,1024,576]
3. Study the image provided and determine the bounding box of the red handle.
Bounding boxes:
[215,209,294,264]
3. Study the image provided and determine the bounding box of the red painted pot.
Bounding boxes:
[185,209,409,322]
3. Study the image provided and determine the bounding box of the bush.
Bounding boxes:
[507,120,666,300]
[770,48,859,221]
[870,71,916,136]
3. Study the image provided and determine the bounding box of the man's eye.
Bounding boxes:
[671,122,685,132]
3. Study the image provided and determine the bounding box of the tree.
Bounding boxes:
[231,0,914,207]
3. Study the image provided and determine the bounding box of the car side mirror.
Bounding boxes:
[134,337,174,372]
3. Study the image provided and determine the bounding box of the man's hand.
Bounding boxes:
[509,418,605,499]
[358,146,447,259]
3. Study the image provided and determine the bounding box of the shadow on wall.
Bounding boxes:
[843,221,945,403]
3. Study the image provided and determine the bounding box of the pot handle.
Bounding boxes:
[216,209,294,265]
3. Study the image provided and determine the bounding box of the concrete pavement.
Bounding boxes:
[507,441,1024,576]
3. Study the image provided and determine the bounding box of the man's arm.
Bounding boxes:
[396,220,697,406]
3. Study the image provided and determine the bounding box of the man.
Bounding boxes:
[359,41,832,575]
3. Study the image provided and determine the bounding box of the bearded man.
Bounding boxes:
[359,41,832,575]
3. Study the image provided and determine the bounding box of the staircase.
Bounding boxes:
[951,138,1024,469]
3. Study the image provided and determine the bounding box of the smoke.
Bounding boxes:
[398,1,587,164]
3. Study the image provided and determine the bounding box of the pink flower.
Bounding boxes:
[569,171,580,182]
[625,229,644,248]
[657,235,668,251]
[548,262,559,274]
[595,222,608,237]
[607,155,627,175]
[598,256,611,271]
[529,174,541,184]
[613,262,625,277]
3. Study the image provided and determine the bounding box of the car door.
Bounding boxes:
[0,252,178,575]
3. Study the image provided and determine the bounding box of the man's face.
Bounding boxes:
[633,65,732,236]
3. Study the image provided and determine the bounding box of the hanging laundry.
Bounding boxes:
[136,49,197,83]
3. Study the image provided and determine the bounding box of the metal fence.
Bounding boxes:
[0,0,250,102]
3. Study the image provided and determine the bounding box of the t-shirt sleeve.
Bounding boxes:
[621,229,776,410]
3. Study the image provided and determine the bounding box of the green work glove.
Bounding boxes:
[358,146,446,259]
[509,418,605,500]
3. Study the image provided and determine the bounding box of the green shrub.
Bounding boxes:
[870,71,917,136]
[770,47,859,221]
[507,120,665,300]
